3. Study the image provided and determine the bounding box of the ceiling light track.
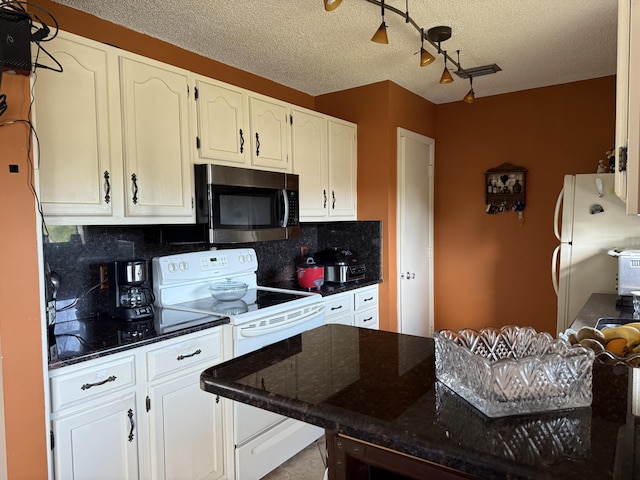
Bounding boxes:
[325,0,501,102]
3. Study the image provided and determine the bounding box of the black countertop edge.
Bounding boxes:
[49,316,230,370]
[200,378,542,480]
[266,277,382,295]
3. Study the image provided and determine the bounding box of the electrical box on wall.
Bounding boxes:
[0,8,32,75]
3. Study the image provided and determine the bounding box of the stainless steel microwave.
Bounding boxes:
[192,164,300,244]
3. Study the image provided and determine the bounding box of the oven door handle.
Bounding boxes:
[238,304,325,337]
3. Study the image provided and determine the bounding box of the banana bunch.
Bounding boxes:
[569,324,640,356]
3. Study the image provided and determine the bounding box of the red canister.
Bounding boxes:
[296,257,325,290]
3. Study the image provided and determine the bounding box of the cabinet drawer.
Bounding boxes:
[354,287,378,311]
[324,294,352,320]
[50,356,136,411]
[354,308,379,330]
[146,329,223,382]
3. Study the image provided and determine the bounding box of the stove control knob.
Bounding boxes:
[246,254,253,263]
[238,255,245,264]
[179,261,188,271]
[168,262,177,272]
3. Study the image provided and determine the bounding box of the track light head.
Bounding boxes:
[420,48,435,66]
[371,22,389,44]
[323,0,342,11]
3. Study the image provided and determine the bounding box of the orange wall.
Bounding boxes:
[434,76,616,333]
[316,82,437,331]
[0,74,48,477]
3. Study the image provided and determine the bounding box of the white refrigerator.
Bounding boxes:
[552,173,640,333]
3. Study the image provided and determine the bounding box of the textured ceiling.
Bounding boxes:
[52,0,618,104]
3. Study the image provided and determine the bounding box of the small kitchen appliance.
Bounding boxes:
[608,248,640,296]
[296,257,325,290]
[107,260,154,321]
[313,247,366,284]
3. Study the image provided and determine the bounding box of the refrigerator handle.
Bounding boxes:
[551,244,560,296]
[553,187,564,242]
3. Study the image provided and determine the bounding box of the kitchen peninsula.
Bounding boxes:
[201,325,634,480]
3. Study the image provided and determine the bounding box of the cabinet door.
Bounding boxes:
[119,55,193,219]
[35,31,120,218]
[616,0,640,214]
[52,393,139,480]
[292,108,329,219]
[328,119,357,218]
[147,370,225,480]
[248,96,290,171]
[194,76,249,166]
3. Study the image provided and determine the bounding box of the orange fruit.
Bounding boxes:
[605,337,628,356]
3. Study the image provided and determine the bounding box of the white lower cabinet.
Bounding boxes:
[49,327,230,480]
[354,286,379,330]
[324,285,379,329]
[52,392,139,480]
[147,369,224,480]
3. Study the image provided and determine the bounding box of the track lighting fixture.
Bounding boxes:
[323,0,342,11]
[419,28,435,67]
[464,77,475,103]
[439,51,454,84]
[371,0,388,44]
[322,0,500,103]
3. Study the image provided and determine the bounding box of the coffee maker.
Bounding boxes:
[107,260,154,321]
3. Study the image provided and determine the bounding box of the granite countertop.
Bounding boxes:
[201,324,635,480]
[48,281,381,369]
[49,310,230,369]
[570,293,637,331]
[266,277,382,295]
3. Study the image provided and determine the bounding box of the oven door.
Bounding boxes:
[232,304,325,479]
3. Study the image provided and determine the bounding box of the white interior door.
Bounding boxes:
[397,129,434,337]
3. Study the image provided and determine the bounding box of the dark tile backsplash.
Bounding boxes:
[44,221,382,320]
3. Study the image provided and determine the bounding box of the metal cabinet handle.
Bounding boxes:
[363,297,373,302]
[131,173,139,205]
[323,189,327,209]
[363,316,373,323]
[239,129,244,153]
[255,132,260,156]
[332,191,336,209]
[103,171,111,204]
[127,409,135,442]
[176,348,202,361]
[331,305,343,311]
[81,375,116,390]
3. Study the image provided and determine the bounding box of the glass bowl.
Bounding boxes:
[208,281,248,301]
[434,325,595,418]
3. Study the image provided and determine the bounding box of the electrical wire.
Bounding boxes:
[56,281,107,312]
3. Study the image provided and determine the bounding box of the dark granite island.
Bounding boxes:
[200,325,634,480]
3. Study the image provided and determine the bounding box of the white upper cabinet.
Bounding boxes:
[193,79,291,172]
[291,108,357,221]
[119,54,193,218]
[35,31,120,218]
[192,75,249,166]
[248,94,291,172]
[291,107,328,218]
[327,118,357,219]
[35,30,194,225]
[615,0,640,214]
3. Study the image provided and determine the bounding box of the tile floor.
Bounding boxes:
[261,438,327,480]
